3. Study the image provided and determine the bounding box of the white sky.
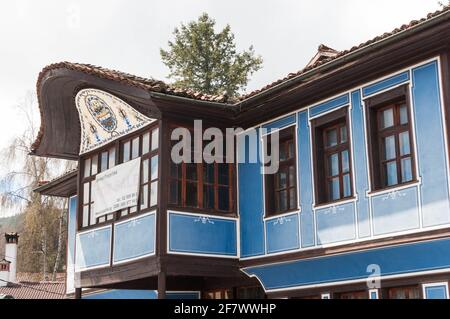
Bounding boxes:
[0,0,442,158]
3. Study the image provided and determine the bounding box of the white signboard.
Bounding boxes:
[92,158,141,218]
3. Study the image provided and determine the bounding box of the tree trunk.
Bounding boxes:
[52,203,66,281]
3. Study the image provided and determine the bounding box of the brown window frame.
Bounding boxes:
[264,126,298,217]
[365,85,417,192]
[168,124,236,216]
[78,124,159,231]
[312,107,354,206]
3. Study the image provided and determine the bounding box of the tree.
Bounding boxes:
[0,92,76,281]
[160,13,263,98]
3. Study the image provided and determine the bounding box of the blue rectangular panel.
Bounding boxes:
[262,114,296,131]
[238,130,265,257]
[310,94,350,118]
[412,61,450,227]
[76,227,111,270]
[244,238,450,291]
[298,111,315,247]
[316,202,356,245]
[371,186,420,235]
[351,90,371,238]
[169,213,237,256]
[362,71,409,97]
[83,290,157,299]
[424,286,448,299]
[266,213,300,254]
[113,213,155,263]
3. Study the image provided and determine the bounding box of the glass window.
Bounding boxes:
[91,154,98,175]
[151,128,159,151]
[122,141,131,163]
[142,132,150,155]
[132,137,140,159]
[109,147,116,168]
[100,151,108,172]
[84,158,91,178]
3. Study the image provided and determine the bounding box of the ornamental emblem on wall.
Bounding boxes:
[75,89,155,155]
[85,95,118,133]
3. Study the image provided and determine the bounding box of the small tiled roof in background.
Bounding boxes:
[0,273,66,299]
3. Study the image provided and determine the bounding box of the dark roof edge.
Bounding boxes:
[33,169,78,195]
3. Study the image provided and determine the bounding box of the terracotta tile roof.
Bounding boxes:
[0,281,66,299]
[238,5,450,101]
[34,167,78,191]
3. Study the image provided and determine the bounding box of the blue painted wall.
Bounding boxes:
[238,59,450,260]
[83,290,200,300]
[76,226,111,270]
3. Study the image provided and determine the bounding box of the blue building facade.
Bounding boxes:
[33,7,450,299]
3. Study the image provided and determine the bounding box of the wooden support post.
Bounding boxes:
[75,288,82,300]
[158,272,166,299]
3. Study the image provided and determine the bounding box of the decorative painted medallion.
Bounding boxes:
[76,89,154,154]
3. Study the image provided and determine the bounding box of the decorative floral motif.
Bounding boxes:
[194,216,215,225]
[85,95,118,133]
[382,190,407,201]
[326,206,345,215]
[273,216,292,226]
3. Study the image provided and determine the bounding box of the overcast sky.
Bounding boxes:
[0,1,442,173]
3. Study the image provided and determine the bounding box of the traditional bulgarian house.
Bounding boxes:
[33,6,450,299]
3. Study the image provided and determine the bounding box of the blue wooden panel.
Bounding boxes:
[169,212,237,256]
[371,186,420,235]
[66,197,77,293]
[362,71,410,97]
[238,130,265,257]
[298,111,315,247]
[310,94,350,118]
[262,114,296,131]
[412,61,450,227]
[83,290,157,299]
[351,90,371,238]
[424,286,448,299]
[76,227,111,270]
[316,202,356,245]
[113,213,155,263]
[166,292,200,300]
[244,238,450,291]
[266,213,300,254]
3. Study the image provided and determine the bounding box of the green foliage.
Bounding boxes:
[160,13,263,97]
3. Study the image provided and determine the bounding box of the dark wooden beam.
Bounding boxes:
[157,272,166,299]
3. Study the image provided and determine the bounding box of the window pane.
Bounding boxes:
[384,135,396,160]
[82,206,89,227]
[109,147,116,168]
[340,126,347,143]
[142,132,150,155]
[141,185,149,210]
[150,181,158,207]
[83,183,90,205]
[289,188,296,209]
[203,163,215,184]
[130,206,137,214]
[342,150,350,173]
[142,159,149,183]
[151,128,159,151]
[382,108,394,128]
[278,171,288,189]
[400,132,411,156]
[100,151,108,172]
[186,182,197,207]
[287,141,295,159]
[400,105,408,125]
[169,180,181,205]
[218,186,230,211]
[329,178,340,201]
[171,162,181,179]
[218,164,229,186]
[326,129,338,147]
[289,165,296,187]
[107,214,114,221]
[279,144,287,161]
[203,185,215,209]
[132,137,140,159]
[328,153,339,177]
[385,161,398,186]
[151,155,159,181]
[99,216,106,223]
[401,157,413,183]
[91,154,98,175]
[90,204,97,225]
[278,190,288,212]
[122,141,131,163]
[84,158,91,178]
[186,163,197,181]
[343,174,351,198]
[121,209,128,217]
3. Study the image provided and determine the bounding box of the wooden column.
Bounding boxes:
[158,272,166,299]
[75,288,82,300]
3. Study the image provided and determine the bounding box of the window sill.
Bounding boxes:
[368,180,419,196]
[314,197,356,210]
[264,208,300,220]
[167,205,238,219]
